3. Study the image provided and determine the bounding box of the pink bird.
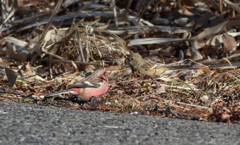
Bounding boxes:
[45,69,109,101]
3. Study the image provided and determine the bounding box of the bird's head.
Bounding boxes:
[126,52,144,70]
[94,69,108,81]
[101,71,108,81]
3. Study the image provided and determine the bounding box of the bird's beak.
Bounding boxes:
[125,56,130,65]
[101,72,108,81]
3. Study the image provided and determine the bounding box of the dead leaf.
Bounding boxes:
[106,65,122,71]
[5,67,18,87]
[24,62,33,75]
[6,44,27,62]
[222,33,236,51]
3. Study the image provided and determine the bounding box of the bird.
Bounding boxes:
[44,69,109,101]
[126,52,168,75]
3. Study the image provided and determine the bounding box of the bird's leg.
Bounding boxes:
[89,96,99,106]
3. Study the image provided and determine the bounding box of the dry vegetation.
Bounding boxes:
[0,0,240,124]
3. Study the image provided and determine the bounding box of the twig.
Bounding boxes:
[137,0,154,23]
[165,106,201,120]
[111,0,118,27]
[76,30,86,62]
[159,84,199,91]
[38,0,63,44]
[165,106,187,120]
[0,90,34,98]
[30,0,63,65]
[0,1,18,34]
[222,0,240,12]
[177,102,209,109]
[38,59,101,65]
[202,53,240,65]
[123,0,133,21]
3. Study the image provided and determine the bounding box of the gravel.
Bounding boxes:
[0,101,240,145]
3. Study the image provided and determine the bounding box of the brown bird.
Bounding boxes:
[126,52,168,75]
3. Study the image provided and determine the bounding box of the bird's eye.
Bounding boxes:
[130,58,134,60]
[102,72,107,76]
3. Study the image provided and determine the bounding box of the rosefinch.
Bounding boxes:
[45,69,108,101]
[127,52,168,75]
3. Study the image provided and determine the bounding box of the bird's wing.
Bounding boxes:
[141,60,168,71]
[68,79,103,89]
[45,90,76,97]
[141,60,158,71]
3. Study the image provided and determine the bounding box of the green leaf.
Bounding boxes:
[46,97,55,101]
[16,80,28,86]
[20,98,33,102]
[90,96,96,102]
[124,103,133,109]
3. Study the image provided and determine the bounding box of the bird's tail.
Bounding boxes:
[44,90,76,98]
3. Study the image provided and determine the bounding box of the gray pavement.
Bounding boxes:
[0,101,240,145]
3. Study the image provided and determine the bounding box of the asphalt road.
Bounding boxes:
[0,101,240,145]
